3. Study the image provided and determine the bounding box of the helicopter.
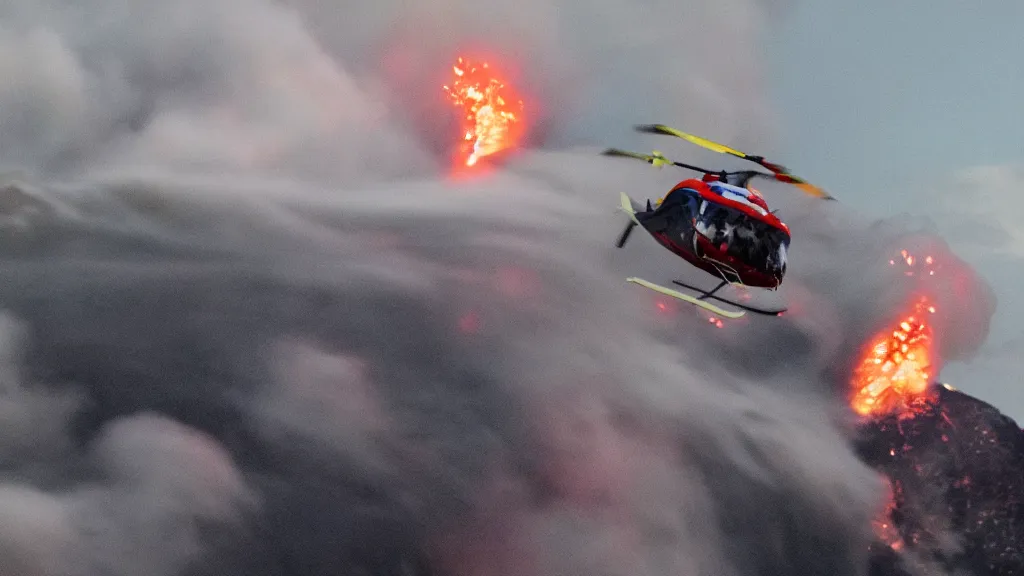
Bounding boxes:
[604,124,834,319]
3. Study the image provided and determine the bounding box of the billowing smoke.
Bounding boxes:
[0,1,1001,576]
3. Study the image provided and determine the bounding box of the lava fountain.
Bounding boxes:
[443,56,526,171]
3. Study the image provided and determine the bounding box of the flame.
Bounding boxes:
[442,56,525,168]
[850,294,938,418]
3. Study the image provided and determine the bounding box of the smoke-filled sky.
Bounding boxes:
[0,1,1014,575]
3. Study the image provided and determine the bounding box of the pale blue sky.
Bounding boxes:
[765,1,1024,416]
[768,0,1023,216]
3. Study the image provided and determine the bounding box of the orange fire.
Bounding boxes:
[850,294,939,418]
[443,56,525,168]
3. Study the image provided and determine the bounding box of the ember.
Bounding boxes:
[889,249,940,277]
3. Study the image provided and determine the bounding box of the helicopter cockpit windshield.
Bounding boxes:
[694,202,789,275]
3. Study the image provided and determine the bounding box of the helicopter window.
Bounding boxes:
[678,192,701,221]
[694,203,790,274]
[654,188,702,228]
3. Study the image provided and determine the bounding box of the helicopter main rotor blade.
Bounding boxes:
[601,148,664,164]
[792,181,835,200]
[746,173,836,200]
[601,148,713,174]
[634,124,836,200]
[635,124,750,159]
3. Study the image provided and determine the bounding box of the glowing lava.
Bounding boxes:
[443,56,525,168]
[850,295,939,419]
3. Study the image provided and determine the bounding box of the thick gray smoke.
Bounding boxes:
[0,1,1000,576]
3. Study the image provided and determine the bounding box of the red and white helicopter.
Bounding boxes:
[605,124,834,319]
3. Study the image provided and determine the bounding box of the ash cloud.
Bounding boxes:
[0,1,1003,576]
[0,0,781,182]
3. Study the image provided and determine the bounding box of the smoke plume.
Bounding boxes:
[0,1,1002,575]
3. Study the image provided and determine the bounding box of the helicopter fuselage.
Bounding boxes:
[635,179,791,288]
